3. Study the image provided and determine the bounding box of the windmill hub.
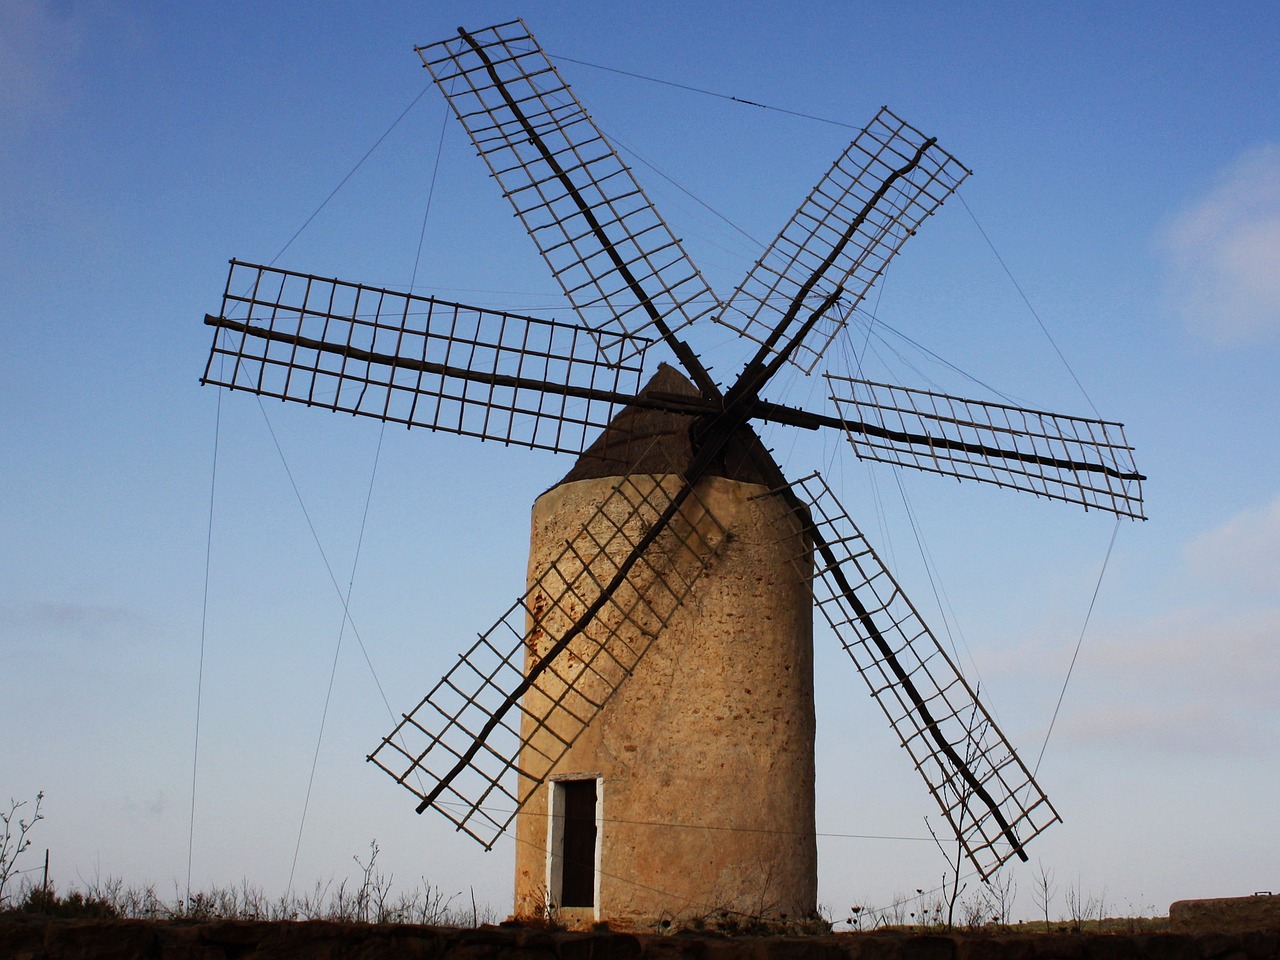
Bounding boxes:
[560,364,777,488]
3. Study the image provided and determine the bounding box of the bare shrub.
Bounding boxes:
[1031,860,1055,929]
[958,886,992,929]
[1064,880,1107,931]
[0,792,44,908]
[986,870,1016,926]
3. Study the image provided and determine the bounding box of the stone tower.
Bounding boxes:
[511,366,817,931]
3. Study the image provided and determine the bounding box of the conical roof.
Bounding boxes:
[555,363,778,487]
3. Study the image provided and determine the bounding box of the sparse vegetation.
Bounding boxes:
[0,792,44,909]
[1,793,1171,936]
[838,878,1167,936]
[1,813,495,926]
[985,870,1017,927]
[1064,878,1108,932]
[1032,859,1056,927]
[0,794,498,924]
[4,868,496,925]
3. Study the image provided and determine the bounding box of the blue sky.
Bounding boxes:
[3,1,1279,921]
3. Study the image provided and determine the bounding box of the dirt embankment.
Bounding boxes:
[2,917,1279,960]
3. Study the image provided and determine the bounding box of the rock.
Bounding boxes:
[1169,894,1280,934]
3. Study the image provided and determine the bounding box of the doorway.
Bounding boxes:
[548,777,599,910]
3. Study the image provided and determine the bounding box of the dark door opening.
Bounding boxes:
[558,778,597,908]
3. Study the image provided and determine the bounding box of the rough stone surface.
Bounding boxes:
[3,919,1280,960]
[1169,894,1280,933]
[512,473,817,931]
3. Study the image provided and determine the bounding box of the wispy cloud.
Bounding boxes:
[1052,604,1280,756]
[121,790,170,822]
[1183,493,1280,596]
[1061,701,1266,757]
[0,2,85,127]
[0,601,149,649]
[1160,145,1280,344]
[991,498,1280,758]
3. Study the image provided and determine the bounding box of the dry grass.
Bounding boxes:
[6,875,497,926]
[3,840,497,926]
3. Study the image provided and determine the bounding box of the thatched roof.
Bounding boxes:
[556,363,778,487]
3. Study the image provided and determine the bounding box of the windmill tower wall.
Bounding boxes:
[512,472,817,931]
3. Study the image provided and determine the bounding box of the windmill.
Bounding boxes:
[201,20,1144,929]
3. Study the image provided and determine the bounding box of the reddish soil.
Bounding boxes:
[2,917,1279,960]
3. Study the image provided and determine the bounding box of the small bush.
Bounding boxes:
[14,885,118,919]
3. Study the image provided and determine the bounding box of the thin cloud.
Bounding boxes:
[1051,606,1280,756]
[1160,145,1280,344]
[0,601,148,649]
[1071,497,1280,748]
[1060,701,1269,757]
[0,2,84,127]
[1183,493,1280,596]
[1085,607,1280,712]
[986,514,1280,758]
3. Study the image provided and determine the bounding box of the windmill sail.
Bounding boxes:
[202,261,648,454]
[827,375,1146,519]
[369,465,728,848]
[717,107,970,374]
[769,473,1059,877]
[417,20,719,364]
